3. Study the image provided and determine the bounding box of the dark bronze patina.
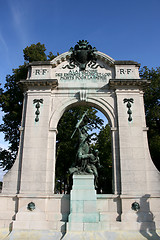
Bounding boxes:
[131,202,140,211]
[33,99,43,122]
[123,98,134,122]
[27,202,35,211]
[69,110,102,188]
[63,40,97,71]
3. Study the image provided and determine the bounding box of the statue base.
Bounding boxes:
[67,174,100,231]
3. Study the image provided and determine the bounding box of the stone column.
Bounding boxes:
[115,88,149,195]
[19,90,51,195]
[45,128,58,193]
[111,127,121,195]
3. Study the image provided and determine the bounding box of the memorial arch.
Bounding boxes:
[49,96,116,130]
[52,100,116,194]
[0,41,160,239]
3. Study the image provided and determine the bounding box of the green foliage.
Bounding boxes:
[47,52,59,61]
[0,42,57,170]
[95,124,112,193]
[0,148,16,171]
[55,108,113,194]
[0,65,27,154]
[140,66,160,171]
[0,65,27,170]
[23,42,57,62]
[55,106,104,193]
[23,42,47,62]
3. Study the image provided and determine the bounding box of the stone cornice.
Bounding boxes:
[28,61,51,66]
[25,55,140,68]
[50,51,115,68]
[51,52,72,68]
[109,79,150,88]
[95,51,115,66]
[19,79,58,90]
[114,60,141,67]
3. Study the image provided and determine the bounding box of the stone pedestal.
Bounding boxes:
[67,174,100,231]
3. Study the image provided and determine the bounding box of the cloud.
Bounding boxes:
[9,0,22,26]
[7,0,29,46]
[0,31,8,53]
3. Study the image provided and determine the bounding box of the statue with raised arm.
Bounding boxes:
[69,110,102,188]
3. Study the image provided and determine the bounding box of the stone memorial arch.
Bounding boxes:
[0,41,160,239]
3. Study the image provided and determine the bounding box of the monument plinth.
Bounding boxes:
[68,174,100,232]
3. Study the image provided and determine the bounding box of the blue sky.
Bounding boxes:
[0,0,160,179]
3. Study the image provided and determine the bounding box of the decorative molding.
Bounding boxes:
[95,51,115,66]
[51,51,115,68]
[33,99,43,122]
[63,40,98,71]
[27,202,35,211]
[123,98,134,122]
[28,61,51,66]
[109,79,150,88]
[51,52,72,68]
[79,90,87,101]
[114,60,140,67]
[20,79,58,90]
[131,202,140,211]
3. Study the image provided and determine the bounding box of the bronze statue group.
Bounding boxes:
[69,110,102,188]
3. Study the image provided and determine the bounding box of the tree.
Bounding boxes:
[95,124,112,193]
[23,43,58,62]
[23,42,47,62]
[140,66,160,171]
[0,43,56,170]
[0,148,15,171]
[0,65,27,169]
[55,106,104,193]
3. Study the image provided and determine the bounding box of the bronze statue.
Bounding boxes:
[69,110,102,188]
